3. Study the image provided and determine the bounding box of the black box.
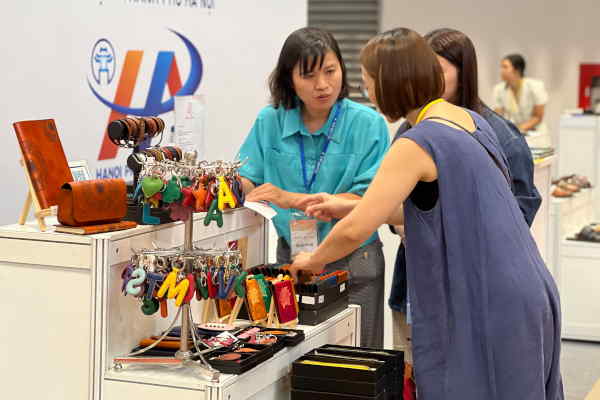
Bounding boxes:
[297,279,349,311]
[298,294,349,326]
[291,389,385,400]
[292,374,387,397]
[317,345,404,400]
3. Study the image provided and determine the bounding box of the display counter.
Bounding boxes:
[531,155,555,263]
[558,114,600,216]
[548,189,600,342]
[0,209,360,400]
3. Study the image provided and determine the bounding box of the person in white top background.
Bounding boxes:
[494,53,549,137]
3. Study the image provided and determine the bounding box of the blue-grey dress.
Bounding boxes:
[402,111,563,399]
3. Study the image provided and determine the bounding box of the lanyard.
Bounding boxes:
[416,98,444,125]
[298,103,343,192]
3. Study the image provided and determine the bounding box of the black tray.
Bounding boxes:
[291,389,385,400]
[299,294,349,326]
[292,375,387,397]
[203,343,273,375]
[235,326,290,353]
[259,327,305,347]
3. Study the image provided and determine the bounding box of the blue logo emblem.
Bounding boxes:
[88,29,203,117]
[91,38,116,85]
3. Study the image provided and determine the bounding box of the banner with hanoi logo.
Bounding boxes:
[0,0,307,225]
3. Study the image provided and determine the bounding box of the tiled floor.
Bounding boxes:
[561,340,600,399]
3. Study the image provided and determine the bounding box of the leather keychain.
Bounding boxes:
[162,176,183,203]
[121,264,135,295]
[234,271,248,298]
[142,202,160,225]
[183,273,196,304]
[196,268,209,300]
[204,198,224,227]
[207,266,218,299]
[181,186,195,208]
[126,267,147,297]
[217,268,237,299]
[159,297,169,318]
[204,178,216,210]
[141,298,159,315]
[218,176,237,211]
[145,272,165,300]
[193,180,208,212]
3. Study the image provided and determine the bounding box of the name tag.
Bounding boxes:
[290,212,318,256]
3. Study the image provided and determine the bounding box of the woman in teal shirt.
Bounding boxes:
[237,27,389,347]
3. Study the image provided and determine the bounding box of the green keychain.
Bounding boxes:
[195,273,209,300]
[254,274,272,311]
[180,176,192,188]
[141,176,164,198]
[141,298,159,315]
[162,176,182,203]
[234,271,248,297]
[204,198,224,227]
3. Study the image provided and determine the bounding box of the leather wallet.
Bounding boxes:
[58,178,127,226]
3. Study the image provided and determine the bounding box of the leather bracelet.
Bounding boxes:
[145,117,157,136]
[136,118,146,142]
[123,118,137,144]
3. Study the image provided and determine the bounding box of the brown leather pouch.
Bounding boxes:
[58,179,127,226]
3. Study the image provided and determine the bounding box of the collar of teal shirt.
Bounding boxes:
[281,98,347,143]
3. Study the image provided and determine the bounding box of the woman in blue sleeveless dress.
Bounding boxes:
[290,28,563,400]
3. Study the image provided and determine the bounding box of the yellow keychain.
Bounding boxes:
[157,267,190,307]
[218,176,236,211]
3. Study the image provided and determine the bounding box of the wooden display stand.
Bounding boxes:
[266,298,298,328]
[18,159,55,231]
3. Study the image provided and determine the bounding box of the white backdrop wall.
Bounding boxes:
[0,0,307,225]
[381,0,600,147]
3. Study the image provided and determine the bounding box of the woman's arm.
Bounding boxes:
[242,178,360,210]
[291,138,436,274]
[518,104,545,132]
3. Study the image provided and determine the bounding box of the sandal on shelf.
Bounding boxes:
[569,175,592,189]
[552,187,573,198]
[557,180,581,193]
[575,223,600,242]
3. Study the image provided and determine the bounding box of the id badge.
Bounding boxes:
[290,211,318,256]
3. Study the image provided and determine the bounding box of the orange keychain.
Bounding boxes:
[193,181,208,212]
[246,278,267,321]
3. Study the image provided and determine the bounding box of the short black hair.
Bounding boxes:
[504,53,526,77]
[269,27,349,109]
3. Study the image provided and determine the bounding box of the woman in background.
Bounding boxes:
[494,53,549,136]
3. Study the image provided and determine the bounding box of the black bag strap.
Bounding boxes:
[424,116,511,186]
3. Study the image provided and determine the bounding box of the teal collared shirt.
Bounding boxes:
[238,98,389,247]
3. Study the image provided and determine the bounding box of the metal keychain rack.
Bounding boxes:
[113,156,245,381]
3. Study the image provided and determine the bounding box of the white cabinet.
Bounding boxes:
[0,209,360,400]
